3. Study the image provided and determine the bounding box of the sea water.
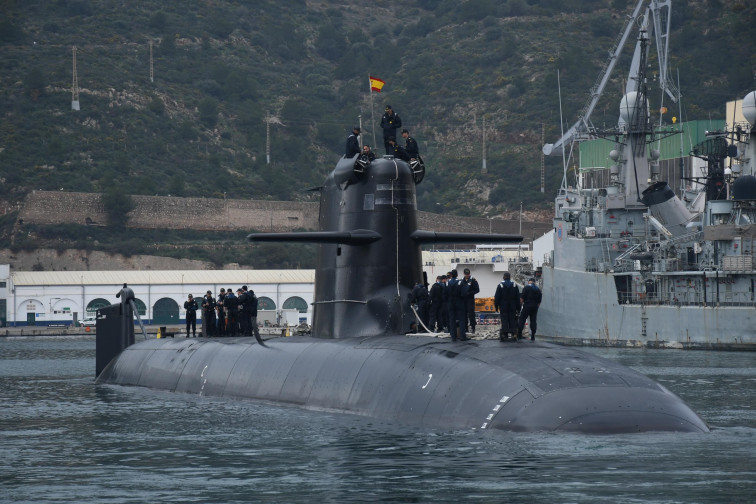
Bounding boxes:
[1,337,754,503]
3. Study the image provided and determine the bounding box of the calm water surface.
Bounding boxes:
[1,337,754,503]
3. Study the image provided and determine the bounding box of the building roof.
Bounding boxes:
[11,270,315,287]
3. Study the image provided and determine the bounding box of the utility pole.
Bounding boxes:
[481,115,487,174]
[149,40,154,83]
[71,46,80,111]
[540,123,545,192]
[266,111,271,164]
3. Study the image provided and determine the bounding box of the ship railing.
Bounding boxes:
[615,292,756,307]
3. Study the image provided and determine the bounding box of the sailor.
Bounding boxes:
[184,294,198,338]
[224,287,239,336]
[345,126,361,158]
[216,288,226,336]
[387,136,407,160]
[428,276,445,332]
[360,144,376,161]
[494,272,520,341]
[401,129,419,160]
[409,281,430,332]
[380,105,402,154]
[246,288,263,344]
[461,268,480,334]
[518,278,542,341]
[237,288,249,336]
[446,270,468,341]
[202,290,216,337]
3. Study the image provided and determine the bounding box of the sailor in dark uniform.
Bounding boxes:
[461,268,480,333]
[494,272,520,341]
[401,129,419,159]
[380,105,402,155]
[428,276,445,332]
[345,126,361,158]
[518,278,542,341]
[184,294,198,337]
[447,270,468,341]
[409,281,430,331]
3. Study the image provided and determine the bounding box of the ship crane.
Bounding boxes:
[543,0,678,157]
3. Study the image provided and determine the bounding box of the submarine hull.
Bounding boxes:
[96,335,708,433]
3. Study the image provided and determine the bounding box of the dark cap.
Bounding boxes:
[385,105,392,110]
[464,268,471,274]
[353,126,360,132]
[220,288,225,292]
[388,136,395,141]
[206,290,212,295]
[188,294,193,298]
[401,128,409,134]
[529,277,536,282]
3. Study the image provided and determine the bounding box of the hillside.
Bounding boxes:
[0,0,754,268]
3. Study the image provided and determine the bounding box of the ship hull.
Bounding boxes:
[538,266,756,350]
[95,334,708,433]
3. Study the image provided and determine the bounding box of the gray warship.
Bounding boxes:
[537,0,756,350]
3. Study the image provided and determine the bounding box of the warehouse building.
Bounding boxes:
[1,268,314,327]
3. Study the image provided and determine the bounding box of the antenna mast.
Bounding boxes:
[481,115,487,173]
[149,40,154,83]
[71,46,80,111]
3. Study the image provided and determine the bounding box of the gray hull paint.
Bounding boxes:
[539,266,756,350]
[96,334,708,433]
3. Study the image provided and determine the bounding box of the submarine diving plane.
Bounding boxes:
[95,154,708,433]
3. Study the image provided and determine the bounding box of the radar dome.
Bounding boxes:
[742,91,756,126]
[732,175,756,201]
[620,92,643,124]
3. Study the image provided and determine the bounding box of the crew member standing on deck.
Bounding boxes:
[184,294,198,338]
[380,105,402,155]
[494,272,520,341]
[409,280,430,331]
[401,129,419,160]
[428,276,445,332]
[202,290,216,337]
[345,126,361,158]
[447,270,468,341]
[461,268,480,334]
[216,288,226,336]
[518,278,542,341]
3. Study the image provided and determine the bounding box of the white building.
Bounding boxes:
[3,268,314,327]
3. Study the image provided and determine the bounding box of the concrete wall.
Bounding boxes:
[18,190,552,239]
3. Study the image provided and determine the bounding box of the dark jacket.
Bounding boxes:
[184,299,198,316]
[202,295,216,314]
[345,133,360,158]
[224,292,239,313]
[494,280,520,312]
[409,283,429,305]
[404,136,419,158]
[429,282,444,305]
[520,283,542,306]
[380,111,402,139]
[461,276,480,299]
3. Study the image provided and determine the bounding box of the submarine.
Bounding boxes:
[95,154,709,434]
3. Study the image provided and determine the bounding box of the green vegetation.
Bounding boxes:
[9,223,317,269]
[0,0,754,264]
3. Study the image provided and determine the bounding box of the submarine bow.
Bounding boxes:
[96,155,709,434]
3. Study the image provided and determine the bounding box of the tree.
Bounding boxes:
[102,184,135,228]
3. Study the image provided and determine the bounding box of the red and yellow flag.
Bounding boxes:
[369,76,385,93]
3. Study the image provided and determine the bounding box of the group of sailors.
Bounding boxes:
[183,287,263,344]
[345,105,419,163]
[410,270,542,342]
[409,268,480,341]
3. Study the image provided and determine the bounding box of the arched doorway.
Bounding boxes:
[133,298,147,316]
[258,296,276,310]
[86,298,110,315]
[153,297,179,325]
[283,296,308,313]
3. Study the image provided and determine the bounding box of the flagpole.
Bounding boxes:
[369,73,376,149]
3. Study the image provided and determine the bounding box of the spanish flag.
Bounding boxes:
[369,76,385,93]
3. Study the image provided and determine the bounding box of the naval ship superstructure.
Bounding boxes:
[537,0,756,350]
